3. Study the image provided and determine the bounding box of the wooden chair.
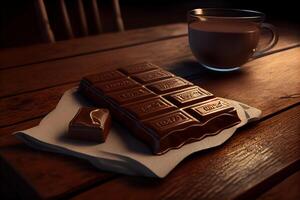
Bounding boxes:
[36,0,125,43]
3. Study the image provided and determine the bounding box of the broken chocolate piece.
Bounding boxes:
[69,107,111,142]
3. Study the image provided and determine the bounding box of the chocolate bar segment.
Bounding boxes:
[84,70,126,84]
[144,110,197,135]
[147,77,192,94]
[131,69,173,83]
[141,108,241,153]
[79,63,241,154]
[165,86,213,107]
[107,86,155,105]
[186,98,233,121]
[94,77,138,93]
[68,107,111,142]
[122,97,176,120]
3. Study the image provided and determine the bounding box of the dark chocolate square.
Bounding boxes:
[185,98,234,121]
[122,97,176,120]
[143,110,197,138]
[165,86,213,107]
[84,70,126,84]
[147,77,192,94]
[131,69,173,84]
[107,86,156,105]
[94,77,139,93]
[69,107,111,142]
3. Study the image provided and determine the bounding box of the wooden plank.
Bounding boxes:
[1,32,299,99]
[0,119,41,136]
[0,36,190,98]
[0,48,299,128]
[71,106,300,200]
[0,23,187,69]
[0,23,298,71]
[257,170,300,200]
[0,133,117,199]
[0,83,76,127]
[0,116,118,199]
[191,47,300,121]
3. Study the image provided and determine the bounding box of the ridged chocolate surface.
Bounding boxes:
[79,62,241,154]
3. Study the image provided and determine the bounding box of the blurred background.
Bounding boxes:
[0,0,298,48]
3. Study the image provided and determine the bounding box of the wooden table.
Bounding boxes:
[0,23,299,200]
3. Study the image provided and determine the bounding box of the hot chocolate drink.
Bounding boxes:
[188,21,260,69]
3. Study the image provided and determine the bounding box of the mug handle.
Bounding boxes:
[252,23,279,58]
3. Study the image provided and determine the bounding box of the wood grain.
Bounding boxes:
[71,106,300,200]
[0,48,299,129]
[0,23,298,71]
[190,47,300,121]
[0,36,190,98]
[0,133,117,199]
[0,23,299,199]
[0,83,76,127]
[0,31,299,98]
[0,119,41,136]
[0,106,117,199]
[257,170,300,200]
[0,50,299,198]
[0,23,187,69]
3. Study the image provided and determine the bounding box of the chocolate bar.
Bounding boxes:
[79,62,241,154]
[69,107,111,142]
